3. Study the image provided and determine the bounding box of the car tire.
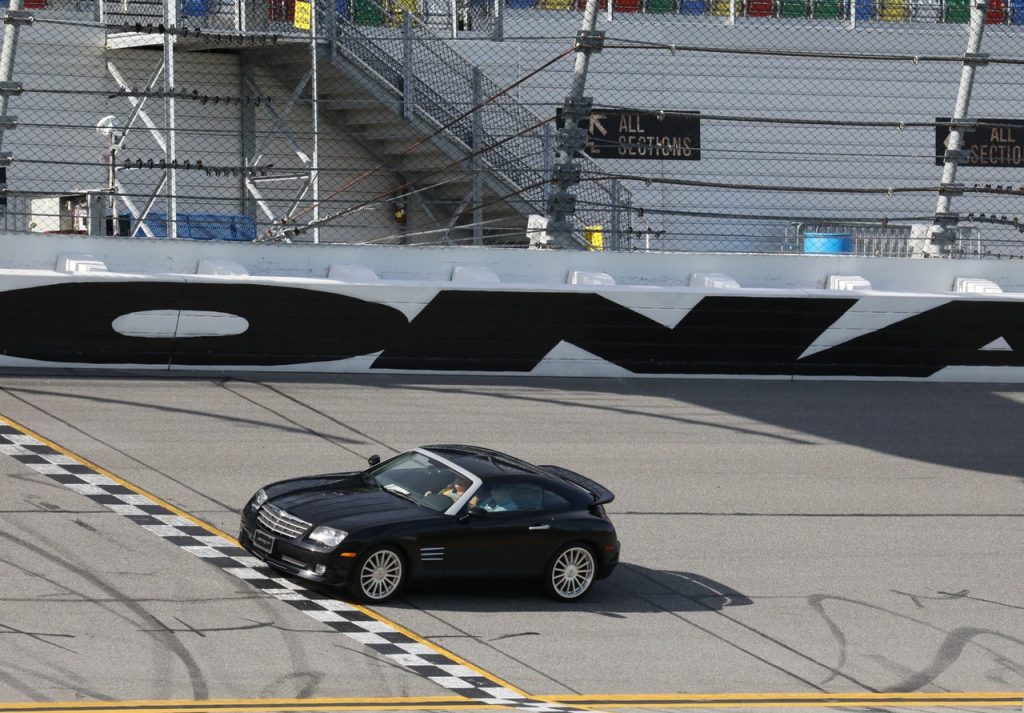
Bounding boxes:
[349,545,406,602]
[543,543,596,602]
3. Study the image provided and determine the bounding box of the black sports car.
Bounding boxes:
[238,445,619,602]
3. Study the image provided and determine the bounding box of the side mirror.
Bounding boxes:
[367,454,380,467]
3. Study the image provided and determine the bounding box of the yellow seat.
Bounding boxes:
[878,0,907,19]
[538,0,574,9]
[388,0,419,24]
[710,0,744,13]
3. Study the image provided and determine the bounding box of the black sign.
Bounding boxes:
[559,109,701,161]
[935,117,1024,167]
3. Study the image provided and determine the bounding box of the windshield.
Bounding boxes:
[368,451,473,513]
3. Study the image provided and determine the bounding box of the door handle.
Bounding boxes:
[528,524,550,530]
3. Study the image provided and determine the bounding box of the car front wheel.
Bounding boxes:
[349,545,406,602]
[543,543,596,601]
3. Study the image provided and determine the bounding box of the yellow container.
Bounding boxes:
[584,225,604,251]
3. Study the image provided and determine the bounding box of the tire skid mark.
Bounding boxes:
[0,417,588,713]
[0,530,209,699]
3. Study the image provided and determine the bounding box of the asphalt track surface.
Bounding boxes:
[0,375,1022,713]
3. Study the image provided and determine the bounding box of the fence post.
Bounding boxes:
[547,0,604,249]
[932,0,988,248]
[471,67,484,246]
[164,0,178,239]
[402,13,414,120]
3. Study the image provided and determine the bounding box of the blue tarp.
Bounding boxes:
[127,212,257,242]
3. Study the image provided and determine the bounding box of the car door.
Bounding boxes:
[441,480,561,578]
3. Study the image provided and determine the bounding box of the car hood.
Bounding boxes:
[268,477,433,530]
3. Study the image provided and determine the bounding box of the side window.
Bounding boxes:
[541,487,572,512]
[475,482,543,512]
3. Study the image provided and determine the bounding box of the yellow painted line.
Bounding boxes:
[0,416,528,698]
[0,415,237,542]
[545,691,1024,708]
[1,693,1022,713]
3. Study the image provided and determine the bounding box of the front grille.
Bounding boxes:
[257,503,311,539]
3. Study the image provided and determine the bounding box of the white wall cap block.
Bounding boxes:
[197,259,248,276]
[57,254,107,274]
[826,274,872,291]
[689,272,741,289]
[568,270,616,286]
[451,265,500,283]
[954,277,1002,294]
[328,263,379,283]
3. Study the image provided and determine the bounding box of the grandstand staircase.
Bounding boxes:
[101,0,625,245]
[253,36,538,245]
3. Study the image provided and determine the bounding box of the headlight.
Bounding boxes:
[308,526,348,548]
[252,489,268,509]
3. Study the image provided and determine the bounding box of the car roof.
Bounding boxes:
[422,444,546,479]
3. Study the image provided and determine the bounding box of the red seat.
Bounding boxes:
[269,0,297,20]
[747,0,774,14]
[986,0,1006,21]
[25,0,48,7]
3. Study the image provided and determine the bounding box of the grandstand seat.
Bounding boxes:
[986,0,1006,21]
[747,0,774,16]
[646,0,677,11]
[779,0,808,16]
[943,0,968,21]
[812,0,841,16]
[268,0,296,19]
[710,0,744,14]
[680,0,707,11]
[878,0,908,19]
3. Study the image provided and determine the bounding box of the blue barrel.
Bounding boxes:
[680,0,707,13]
[804,232,853,254]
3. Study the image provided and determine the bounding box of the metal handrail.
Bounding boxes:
[331,1,632,241]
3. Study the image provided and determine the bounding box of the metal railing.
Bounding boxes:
[329,0,632,242]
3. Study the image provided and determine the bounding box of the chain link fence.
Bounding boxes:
[0,0,1020,255]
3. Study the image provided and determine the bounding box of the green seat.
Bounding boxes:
[646,0,676,11]
[353,0,384,24]
[943,0,969,20]
[813,0,841,16]
[780,0,808,15]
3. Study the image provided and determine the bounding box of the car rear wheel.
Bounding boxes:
[543,543,596,601]
[349,546,406,602]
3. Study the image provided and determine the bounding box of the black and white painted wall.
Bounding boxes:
[1,231,1024,381]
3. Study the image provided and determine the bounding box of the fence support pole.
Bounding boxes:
[402,13,414,120]
[310,0,321,244]
[547,0,603,249]
[471,67,484,246]
[164,1,178,239]
[932,0,987,247]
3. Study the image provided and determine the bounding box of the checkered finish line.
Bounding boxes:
[0,421,584,713]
